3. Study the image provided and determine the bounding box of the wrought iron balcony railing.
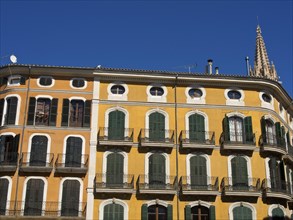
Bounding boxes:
[260,132,286,149]
[180,176,218,192]
[98,127,134,142]
[139,129,174,145]
[261,178,291,195]
[221,177,261,193]
[95,173,134,191]
[137,174,177,192]
[55,154,88,174]
[179,131,215,145]
[221,131,255,145]
[20,153,54,168]
[0,201,86,217]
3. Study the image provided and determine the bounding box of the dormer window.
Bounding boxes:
[110,85,125,95]
[7,75,25,86]
[38,76,53,87]
[225,88,245,106]
[262,93,272,103]
[147,84,167,102]
[150,87,164,96]
[228,90,242,99]
[70,78,87,89]
[188,88,203,98]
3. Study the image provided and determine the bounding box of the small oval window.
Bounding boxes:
[72,79,85,88]
[150,87,164,96]
[262,93,272,103]
[228,90,242,99]
[111,85,125,94]
[188,88,203,98]
[39,77,52,86]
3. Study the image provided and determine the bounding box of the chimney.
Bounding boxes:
[245,56,250,76]
[215,67,219,75]
[206,59,213,74]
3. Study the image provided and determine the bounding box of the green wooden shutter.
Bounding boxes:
[272,207,284,217]
[280,126,286,147]
[24,179,44,216]
[0,178,9,215]
[12,134,20,162]
[49,98,58,126]
[0,99,4,125]
[83,100,91,127]
[149,112,165,141]
[231,157,248,189]
[260,117,267,144]
[61,180,80,216]
[27,97,36,125]
[6,97,17,125]
[209,205,216,220]
[167,204,173,220]
[233,206,252,220]
[287,132,291,147]
[244,116,253,143]
[104,203,124,220]
[149,154,166,187]
[65,137,82,167]
[30,135,48,166]
[222,115,230,141]
[185,205,191,220]
[275,122,282,146]
[106,153,124,186]
[269,158,277,189]
[61,99,69,126]
[189,114,205,142]
[190,156,207,187]
[20,76,26,85]
[108,111,125,140]
[141,204,148,220]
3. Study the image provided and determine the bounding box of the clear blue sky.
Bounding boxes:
[1,0,292,97]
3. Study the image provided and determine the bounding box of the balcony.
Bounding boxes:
[19,153,54,173]
[221,177,261,197]
[137,174,177,194]
[95,173,134,194]
[283,145,293,165]
[220,131,256,151]
[180,176,219,196]
[55,154,88,175]
[260,133,287,155]
[0,152,18,172]
[98,127,134,146]
[1,201,86,218]
[262,178,292,200]
[179,131,215,149]
[138,129,174,148]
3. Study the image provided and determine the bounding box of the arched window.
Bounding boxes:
[149,153,166,187]
[30,135,48,166]
[268,158,286,191]
[106,152,124,187]
[261,117,285,147]
[24,179,45,216]
[0,96,19,126]
[108,110,125,140]
[190,155,207,188]
[148,204,167,219]
[103,203,124,220]
[0,178,9,215]
[231,157,248,189]
[65,137,82,167]
[61,180,80,216]
[233,206,252,220]
[149,112,165,141]
[191,205,209,220]
[189,114,205,142]
[0,134,19,166]
[272,207,284,219]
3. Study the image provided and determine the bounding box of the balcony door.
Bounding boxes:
[191,205,209,220]
[106,153,124,187]
[24,179,44,216]
[108,110,125,140]
[189,114,205,142]
[149,154,165,188]
[61,180,80,216]
[0,135,19,164]
[190,155,207,189]
[231,156,248,189]
[65,137,82,167]
[233,206,252,220]
[269,158,286,190]
[0,179,9,215]
[103,203,124,220]
[149,112,165,141]
[30,135,47,166]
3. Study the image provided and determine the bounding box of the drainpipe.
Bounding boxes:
[174,73,179,220]
[14,65,31,212]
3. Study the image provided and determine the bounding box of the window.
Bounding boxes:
[228,90,242,99]
[0,134,19,166]
[231,156,248,190]
[103,203,124,220]
[189,113,205,142]
[71,78,86,89]
[272,207,284,219]
[148,205,167,220]
[233,206,252,220]
[24,179,45,216]
[7,75,25,86]
[29,135,48,166]
[0,96,18,126]
[65,137,83,168]
[262,93,272,103]
[38,77,53,87]
[223,115,253,144]
[141,203,172,220]
[185,203,215,220]
[150,87,164,96]
[61,99,91,127]
[27,97,58,126]
[259,92,274,110]
[268,158,286,191]
[191,206,209,220]
[190,155,207,189]
[0,178,9,215]
[149,153,166,188]
[110,85,125,95]
[108,110,125,140]
[106,152,124,187]
[188,88,203,98]
[260,117,286,147]
[149,112,165,141]
[61,180,80,216]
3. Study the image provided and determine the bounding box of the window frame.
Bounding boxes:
[104,107,129,138]
[99,199,128,220]
[229,202,256,220]
[7,75,23,86]
[70,78,87,90]
[268,204,286,218]
[107,82,128,101]
[37,76,54,88]
[185,85,206,104]
[1,94,21,126]
[259,91,274,110]
[225,88,245,106]
[147,84,167,102]
[62,135,85,165]
[0,176,12,216]
[185,110,209,140]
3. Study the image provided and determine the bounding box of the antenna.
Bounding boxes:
[257,16,260,26]
[10,55,17,64]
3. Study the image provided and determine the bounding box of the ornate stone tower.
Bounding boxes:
[250,25,278,81]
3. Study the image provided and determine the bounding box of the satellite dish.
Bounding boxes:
[10,55,17,63]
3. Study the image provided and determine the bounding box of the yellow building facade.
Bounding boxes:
[0,26,293,220]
